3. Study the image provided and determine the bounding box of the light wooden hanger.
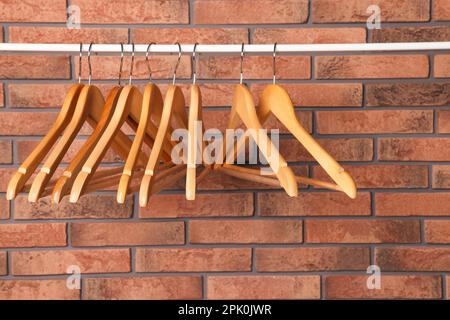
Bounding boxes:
[6,83,82,201]
[139,43,189,207]
[69,44,146,202]
[117,43,165,203]
[27,44,110,202]
[220,44,357,198]
[214,44,298,197]
[51,44,148,203]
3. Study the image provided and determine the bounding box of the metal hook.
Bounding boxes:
[145,42,155,81]
[192,43,199,85]
[240,43,245,84]
[129,43,135,85]
[78,43,83,84]
[273,42,278,84]
[172,42,182,85]
[118,43,124,86]
[87,42,93,85]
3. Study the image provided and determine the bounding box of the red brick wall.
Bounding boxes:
[0,0,450,300]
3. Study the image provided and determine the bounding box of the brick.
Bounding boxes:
[256,247,369,272]
[0,112,58,135]
[0,198,10,220]
[140,193,253,218]
[317,110,433,134]
[0,223,66,248]
[75,55,191,80]
[14,195,132,220]
[376,193,450,216]
[434,0,450,20]
[305,219,420,243]
[0,56,70,79]
[0,252,6,275]
[136,248,252,272]
[189,220,302,244]
[194,0,309,24]
[433,166,450,188]
[425,221,450,243]
[435,55,450,78]
[0,140,12,163]
[9,27,128,43]
[9,84,91,108]
[258,192,371,216]
[282,138,373,162]
[71,222,184,246]
[207,276,320,299]
[252,83,362,107]
[196,166,308,191]
[316,55,429,79]
[371,26,450,42]
[366,83,450,107]
[314,165,428,189]
[379,138,450,161]
[72,0,189,24]
[0,0,66,22]
[313,0,430,23]
[325,275,441,299]
[133,28,249,44]
[83,276,202,300]
[253,28,366,44]
[0,83,3,107]
[0,280,79,300]
[198,56,310,80]
[12,249,130,275]
[377,247,450,271]
[17,139,122,163]
[0,168,14,192]
[438,111,450,133]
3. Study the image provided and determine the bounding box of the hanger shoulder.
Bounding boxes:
[6,84,83,200]
[139,85,181,207]
[117,83,163,204]
[51,86,116,204]
[28,85,95,202]
[70,85,141,203]
[260,84,356,199]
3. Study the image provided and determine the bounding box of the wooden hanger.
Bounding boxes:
[69,83,143,203]
[27,83,105,202]
[258,84,356,198]
[221,44,356,198]
[213,44,298,197]
[51,85,147,203]
[186,45,212,200]
[6,84,83,200]
[117,44,172,203]
[139,43,189,207]
[219,83,298,197]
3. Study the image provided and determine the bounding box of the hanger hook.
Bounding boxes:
[78,43,83,84]
[146,42,155,81]
[118,43,124,86]
[172,42,182,85]
[129,43,135,85]
[240,43,245,84]
[87,42,93,85]
[273,42,278,84]
[192,43,199,85]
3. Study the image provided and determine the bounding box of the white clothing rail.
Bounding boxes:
[0,42,449,54]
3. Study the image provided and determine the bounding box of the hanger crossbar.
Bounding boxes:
[0,42,449,55]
